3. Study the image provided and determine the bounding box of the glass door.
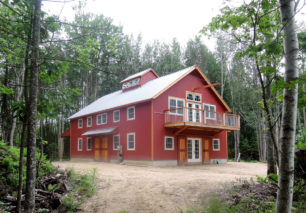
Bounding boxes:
[187,138,202,163]
[187,102,201,122]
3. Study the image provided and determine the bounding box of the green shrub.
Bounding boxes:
[0,140,54,192]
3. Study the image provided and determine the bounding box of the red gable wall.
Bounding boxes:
[140,70,158,86]
[152,70,228,161]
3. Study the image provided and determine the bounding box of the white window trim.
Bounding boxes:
[127,133,135,151]
[186,91,202,102]
[78,118,83,128]
[87,116,92,127]
[212,138,220,151]
[127,106,135,120]
[113,110,120,122]
[113,134,120,150]
[87,137,92,151]
[204,103,217,120]
[97,113,107,125]
[168,96,185,115]
[164,136,174,150]
[78,138,83,151]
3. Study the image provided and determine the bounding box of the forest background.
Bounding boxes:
[0,0,305,163]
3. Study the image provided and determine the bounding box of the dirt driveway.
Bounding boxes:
[54,161,266,213]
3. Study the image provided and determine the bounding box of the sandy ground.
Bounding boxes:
[54,161,267,213]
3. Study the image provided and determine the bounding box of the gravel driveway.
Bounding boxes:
[54,161,267,213]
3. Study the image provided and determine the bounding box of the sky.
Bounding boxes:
[42,0,306,51]
[42,0,227,50]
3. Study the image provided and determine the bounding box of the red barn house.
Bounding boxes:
[63,66,240,166]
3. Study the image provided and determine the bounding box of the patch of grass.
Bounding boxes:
[61,168,97,212]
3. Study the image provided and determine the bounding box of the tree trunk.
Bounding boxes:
[1,59,9,142]
[24,0,41,212]
[234,130,240,161]
[276,0,299,212]
[9,66,24,146]
[17,8,33,211]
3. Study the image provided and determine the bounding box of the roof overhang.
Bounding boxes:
[82,127,118,136]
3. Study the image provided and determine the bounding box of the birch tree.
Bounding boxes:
[276,0,299,211]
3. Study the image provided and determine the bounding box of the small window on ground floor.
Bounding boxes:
[113,135,120,150]
[87,137,92,151]
[78,138,83,151]
[127,133,135,150]
[213,139,220,151]
[164,136,174,150]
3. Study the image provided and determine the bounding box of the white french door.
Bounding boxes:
[187,102,201,122]
[187,138,202,163]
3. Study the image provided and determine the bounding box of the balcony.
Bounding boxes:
[164,107,240,135]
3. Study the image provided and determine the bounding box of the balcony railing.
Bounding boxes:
[164,107,240,130]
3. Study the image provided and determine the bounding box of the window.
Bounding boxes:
[122,78,140,89]
[97,113,107,125]
[213,139,220,151]
[127,106,135,120]
[78,138,83,151]
[164,136,174,150]
[87,137,92,151]
[87,117,92,127]
[169,97,184,115]
[127,133,135,150]
[113,135,120,150]
[194,95,201,102]
[186,92,201,102]
[113,110,120,122]
[78,119,83,128]
[186,93,194,100]
[204,104,216,119]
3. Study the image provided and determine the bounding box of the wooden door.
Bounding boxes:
[94,137,101,161]
[179,137,186,165]
[204,139,210,163]
[101,137,108,161]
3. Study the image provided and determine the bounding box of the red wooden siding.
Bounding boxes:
[70,101,152,160]
[140,70,158,85]
[152,70,228,161]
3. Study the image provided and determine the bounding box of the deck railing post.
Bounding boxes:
[223,114,226,126]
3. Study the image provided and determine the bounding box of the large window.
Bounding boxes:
[78,138,83,151]
[212,139,220,151]
[127,133,135,150]
[164,136,174,150]
[113,135,120,150]
[113,110,120,122]
[97,113,107,125]
[169,97,184,115]
[204,104,216,119]
[87,116,92,127]
[127,106,135,120]
[87,137,92,151]
[78,119,83,128]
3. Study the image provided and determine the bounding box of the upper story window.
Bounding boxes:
[87,116,92,127]
[122,78,140,90]
[169,97,184,115]
[78,119,83,128]
[113,135,120,150]
[186,92,201,102]
[164,136,174,150]
[204,104,216,119]
[212,138,220,151]
[113,110,120,122]
[87,137,92,151]
[97,113,107,125]
[127,106,135,120]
